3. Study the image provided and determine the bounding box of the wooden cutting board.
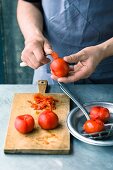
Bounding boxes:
[4,80,70,154]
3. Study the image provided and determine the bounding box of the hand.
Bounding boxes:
[21,34,52,69]
[51,45,104,83]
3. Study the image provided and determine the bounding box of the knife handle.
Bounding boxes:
[20,62,27,67]
[38,80,48,93]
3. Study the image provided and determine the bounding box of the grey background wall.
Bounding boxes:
[0,0,33,84]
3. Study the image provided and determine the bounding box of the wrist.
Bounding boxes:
[24,30,44,44]
[97,44,108,59]
[97,40,113,59]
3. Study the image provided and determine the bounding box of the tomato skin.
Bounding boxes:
[38,110,59,130]
[90,106,110,122]
[15,114,35,134]
[51,51,59,59]
[50,58,69,77]
[83,119,105,134]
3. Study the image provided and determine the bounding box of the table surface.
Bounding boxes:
[0,84,113,170]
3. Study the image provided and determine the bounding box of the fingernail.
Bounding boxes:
[58,78,62,82]
[63,56,67,61]
[45,49,53,55]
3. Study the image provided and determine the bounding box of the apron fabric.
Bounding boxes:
[32,0,113,84]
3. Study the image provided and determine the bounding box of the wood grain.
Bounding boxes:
[4,81,70,154]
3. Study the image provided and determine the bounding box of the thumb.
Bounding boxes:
[64,51,83,63]
[44,39,53,55]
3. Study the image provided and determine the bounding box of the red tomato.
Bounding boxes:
[90,106,110,122]
[50,58,69,77]
[38,110,59,130]
[15,114,35,134]
[83,119,105,134]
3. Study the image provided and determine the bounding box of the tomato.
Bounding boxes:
[89,106,110,122]
[14,114,35,134]
[83,119,105,134]
[50,58,69,77]
[38,110,59,130]
[50,51,69,77]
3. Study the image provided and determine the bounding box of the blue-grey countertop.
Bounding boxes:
[0,84,113,170]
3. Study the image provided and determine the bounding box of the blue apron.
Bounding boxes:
[33,0,113,84]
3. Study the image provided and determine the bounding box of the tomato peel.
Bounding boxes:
[28,93,58,111]
[51,51,59,59]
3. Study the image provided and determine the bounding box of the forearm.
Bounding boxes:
[17,0,43,41]
[97,37,113,59]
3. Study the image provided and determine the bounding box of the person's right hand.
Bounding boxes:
[51,45,104,83]
[21,34,52,69]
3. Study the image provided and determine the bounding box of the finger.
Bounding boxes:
[42,57,51,64]
[51,66,74,81]
[51,74,58,81]
[28,54,43,69]
[69,65,74,71]
[50,70,58,80]
[73,61,84,72]
[21,49,32,64]
[33,49,50,64]
[57,68,89,83]
[64,51,84,63]
[33,46,47,64]
[25,59,43,69]
[51,64,83,81]
[33,44,51,64]
[21,56,36,69]
[44,40,53,55]
[21,50,42,69]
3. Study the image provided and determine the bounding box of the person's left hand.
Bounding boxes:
[51,45,104,83]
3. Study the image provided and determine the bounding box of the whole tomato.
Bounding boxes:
[15,114,35,134]
[38,110,59,130]
[83,119,105,134]
[50,51,69,77]
[90,106,110,122]
[50,58,69,77]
